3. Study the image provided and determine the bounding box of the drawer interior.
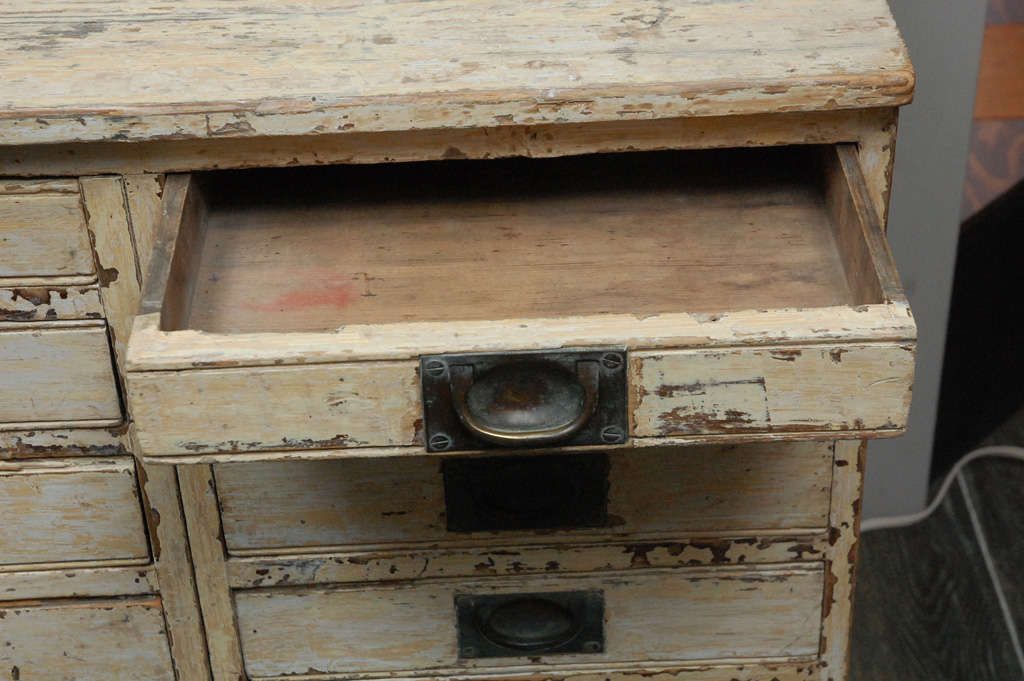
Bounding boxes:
[154,145,889,334]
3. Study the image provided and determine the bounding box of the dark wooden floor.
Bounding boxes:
[850,406,1024,680]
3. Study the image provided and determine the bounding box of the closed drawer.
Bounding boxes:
[235,566,823,678]
[0,457,149,566]
[0,179,94,281]
[125,143,915,460]
[0,322,121,426]
[0,596,174,681]
[217,441,832,554]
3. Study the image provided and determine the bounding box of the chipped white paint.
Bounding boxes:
[631,343,916,438]
[0,457,149,566]
[0,285,103,321]
[215,442,832,554]
[235,566,824,677]
[0,565,157,600]
[0,0,911,146]
[0,323,121,426]
[0,189,94,279]
[0,597,175,681]
[129,361,420,456]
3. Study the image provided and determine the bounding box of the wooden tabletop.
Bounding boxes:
[0,0,913,146]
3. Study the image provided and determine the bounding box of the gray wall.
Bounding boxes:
[863,0,988,518]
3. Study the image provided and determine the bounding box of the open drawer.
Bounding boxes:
[125,144,915,461]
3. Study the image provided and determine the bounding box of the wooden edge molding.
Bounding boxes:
[0,109,894,178]
[125,304,916,371]
[0,565,158,600]
[226,534,831,589]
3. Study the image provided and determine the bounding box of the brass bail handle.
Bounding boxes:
[449,360,600,446]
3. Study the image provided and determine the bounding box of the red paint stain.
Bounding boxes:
[246,280,357,312]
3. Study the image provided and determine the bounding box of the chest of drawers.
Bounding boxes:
[1,2,914,680]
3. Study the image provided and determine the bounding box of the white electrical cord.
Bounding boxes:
[861,445,1024,532]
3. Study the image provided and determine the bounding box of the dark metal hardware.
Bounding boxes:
[456,590,604,658]
[421,349,628,452]
[443,452,609,532]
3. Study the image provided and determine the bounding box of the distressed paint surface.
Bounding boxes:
[0,324,121,425]
[227,534,829,588]
[0,565,157,600]
[0,0,911,146]
[80,176,142,388]
[632,343,915,437]
[0,190,94,279]
[0,285,102,322]
[215,442,832,553]
[0,425,126,460]
[0,457,149,566]
[0,109,895,179]
[128,361,420,456]
[0,597,175,681]
[235,566,823,677]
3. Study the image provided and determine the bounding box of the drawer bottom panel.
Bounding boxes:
[0,596,175,681]
[235,566,823,678]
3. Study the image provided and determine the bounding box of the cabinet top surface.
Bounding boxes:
[0,0,913,146]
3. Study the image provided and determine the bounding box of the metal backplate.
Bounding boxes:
[443,452,610,532]
[456,590,605,659]
[421,349,628,453]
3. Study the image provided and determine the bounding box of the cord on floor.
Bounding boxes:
[861,445,1024,532]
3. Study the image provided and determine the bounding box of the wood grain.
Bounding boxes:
[137,460,213,681]
[129,360,420,456]
[850,473,1023,681]
[0,189,94,279]
[215,442,832,553]
[0,457,148,567]
[183,148,852,332]
[0,596,175,681]
[0,0,912,146]
[235,566,824,677]
[177,465,246,681]
[631,343,915,438]
[0,565,157,600]
[0,323,121,426]
[0,425,127,460]
[227,533,831,588]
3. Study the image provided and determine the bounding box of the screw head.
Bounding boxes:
[582,641,603,653]
[460,646,478,658]
[429,432,453,451]
[601,352,623,370]
[600,425,625,444]
[424,359,447,377]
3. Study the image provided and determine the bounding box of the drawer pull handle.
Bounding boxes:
[456,590,604,658]
[481,598,579,651]
[449,360,599,446]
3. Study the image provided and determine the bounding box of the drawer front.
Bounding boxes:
[0,597,174,681]
[0,180,94,279]
[0,457,149,566]
[0,324,121,425]
[216,441,832,553]
[125,144,916,461]
[235,566,824,677]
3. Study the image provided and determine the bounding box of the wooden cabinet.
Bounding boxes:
[0,1,914,680]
